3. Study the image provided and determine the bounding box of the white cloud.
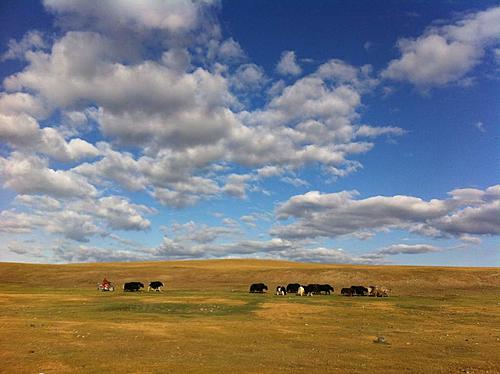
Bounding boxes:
[43,0,215,34]
[256,165,284,178]
[355,125,406,138]
[281,247,379,264]
[15,194,61,211]
[0,92,49,119]
[44,210,104,242]
[458,234,482,245]
[223,174,253,198]
[276,50,302,76]
[93,196,152,231]
[0,211,36,234]
[2,194,154,242]
[0,152,97,198]
[0,112,99,161]
[280,176,309,187]
[377,244,442,255]
[2,21,402,206]
[315,60,378,91]
[150,230,380,264]
[161,48,191,72]
[271,185,500,240]
[474,121,486,132]
[171,221,238,243]
[51,243,152,263]
[152,176,220,208]
[218,38,246,62]
[382,6,500,87]
[0,0,426,263]
[240,215,257,227]
[230,63,267,92]
[436,200,500,236]
[2,31,46,61]
[0,113,40,146]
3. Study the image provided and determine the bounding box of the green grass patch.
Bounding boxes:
[98,299,262,317]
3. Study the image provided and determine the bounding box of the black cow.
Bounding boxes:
[351,285,368,296]
[341,287,354,296]
[304,284,321,296]
[275,286,287,295]
[123,282,144,292]
[318,284,334,295]
[249,283,268,293]
[148,281,164,292]
[286,283,301,293]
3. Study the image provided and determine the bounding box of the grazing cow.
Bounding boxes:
[148,281,164,292]
[297,286,305,296]
[123,282,144,292]
[351,285,368,296]
[286,283,301,293]
[275,286,287,296]
[318,284,334,295]
[341,287,354,296]
[368,286,390,297]
[249,283,268,293]
[286,283,300,293]
[304,284,320,296]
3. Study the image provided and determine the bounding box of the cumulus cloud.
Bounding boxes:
[0,0,427,263]
[256,165,284,178]
[271,185,500,241]
[1,194,154,242]
[230,63,267,92]
[315,60,378,91]
[43,0,216,35]
[0,153,97,198]
[382,6,500,87]
[93,196,153,231]
[276,50,302,76]
[240,215,257,227]
[152,229,380,264]
[152,177,220,208]
[0,112,99,161]
[171,221,239,243]
[0,211,36,234]
[2,31,47,61]
[2,17,402,207]
[0,92,49,119]
[217,38,246,62]
[223,174,253,198]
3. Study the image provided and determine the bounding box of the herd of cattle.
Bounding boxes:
[99,280,389,297]
[250,283,390,297]
[96,281,164,292]
[117,281,164,292]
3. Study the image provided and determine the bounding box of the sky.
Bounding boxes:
[0,0,499,266]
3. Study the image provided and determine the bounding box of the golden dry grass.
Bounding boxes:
[0,259,499,373]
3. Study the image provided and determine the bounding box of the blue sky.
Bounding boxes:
[0,0,499,265]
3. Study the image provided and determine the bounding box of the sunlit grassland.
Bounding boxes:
[0,259,499,373]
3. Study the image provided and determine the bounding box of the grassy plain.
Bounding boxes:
[0,259,499,373]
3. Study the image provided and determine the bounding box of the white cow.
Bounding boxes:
[297,286,305,296]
